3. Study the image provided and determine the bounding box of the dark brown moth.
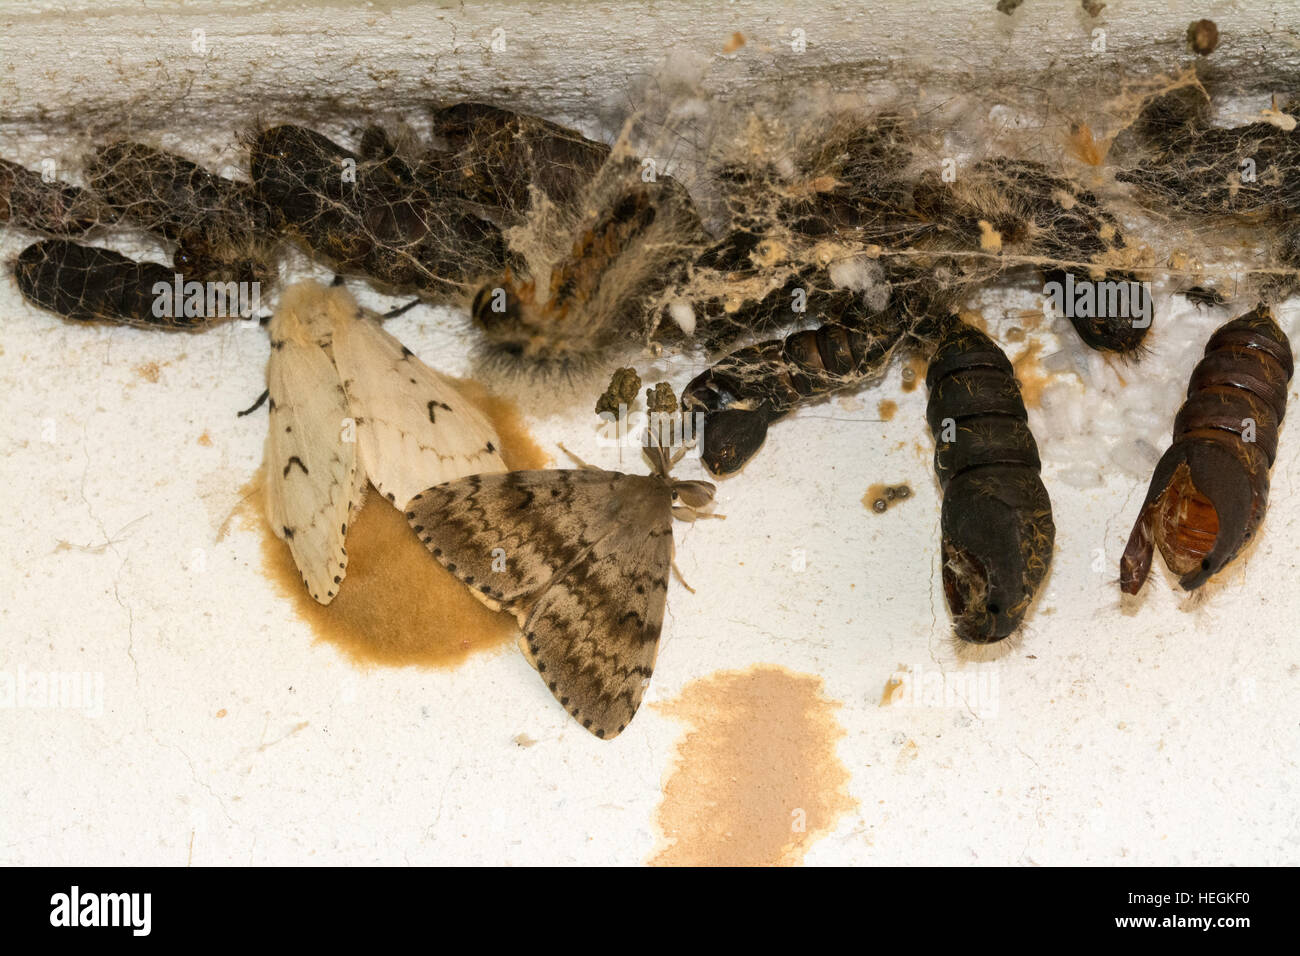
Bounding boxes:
[1120,306,1293,594]
[926,319,1055,643]
[405,445,715,738]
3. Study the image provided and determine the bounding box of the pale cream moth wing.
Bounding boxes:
[405,469,674,737]
[264,282,364,605]
[329,304,507,508]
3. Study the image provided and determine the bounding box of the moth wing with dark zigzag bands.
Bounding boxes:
[405,469,674,738]
[330,307,507,508]
[264,304,365,605]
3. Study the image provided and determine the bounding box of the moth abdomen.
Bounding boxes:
[14,239,218,329]
[926,320,1054,643]
[1120,306,1292,595]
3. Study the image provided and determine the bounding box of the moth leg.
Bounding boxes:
[670,555,696,594]
[556,442,600,471]
[672,505,726,521]
[380,298,421,319]
[237,389,270,417]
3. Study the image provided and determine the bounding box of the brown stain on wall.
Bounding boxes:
[879,677,904,706]
[1012,339,1049,409]
[862,482,912,513]
[251,378,548,669]
[877,399,897,421]
[900,354,927,392]
[134,360,162,383]
[650,665,855,867]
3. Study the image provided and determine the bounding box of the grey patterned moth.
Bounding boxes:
[404,445,715,738]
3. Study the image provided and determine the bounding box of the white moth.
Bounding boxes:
[264,279,507,604]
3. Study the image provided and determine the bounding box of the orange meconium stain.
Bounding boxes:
[253,378,548,670]
[650,665,855,866]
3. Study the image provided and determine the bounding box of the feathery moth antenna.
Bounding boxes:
[1120,306,1292,595]
[0,157,104,235]
[925,319,1055,643]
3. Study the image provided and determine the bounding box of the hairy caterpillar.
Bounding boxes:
[926,319,1055,643]
[1120,306,1293,595]
[264,279,507,604]
[470,172,707,375]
